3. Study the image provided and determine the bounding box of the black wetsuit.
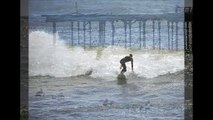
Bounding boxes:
[120,56,133,73]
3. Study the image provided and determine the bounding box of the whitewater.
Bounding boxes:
[29,31,184,79]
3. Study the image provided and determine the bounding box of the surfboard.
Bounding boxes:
[117,73,127,85]
[117,73,127,80]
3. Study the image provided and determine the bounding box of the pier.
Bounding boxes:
[42,13,184,50]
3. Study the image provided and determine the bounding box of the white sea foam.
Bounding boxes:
[29,31,184,79]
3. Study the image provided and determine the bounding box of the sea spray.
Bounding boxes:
[29,31,184,79]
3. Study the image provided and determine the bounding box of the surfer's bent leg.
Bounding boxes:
[121,63,126,73]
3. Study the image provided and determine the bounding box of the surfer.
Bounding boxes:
[120,54,133,74]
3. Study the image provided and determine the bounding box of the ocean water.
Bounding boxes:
[29,31,184,120]
[29,0,184,120]
[29,71,184,120]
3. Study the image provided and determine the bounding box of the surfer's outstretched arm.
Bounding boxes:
[131,59,133,71]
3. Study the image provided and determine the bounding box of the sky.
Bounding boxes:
[21,0,191,17]
[28,0,184,16]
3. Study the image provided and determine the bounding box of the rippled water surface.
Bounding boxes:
[29,71,184,120]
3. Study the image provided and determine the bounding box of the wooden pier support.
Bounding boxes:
[89,21,92,47]
[139,21,142,48]
[99,21,106,47]
[152,20,155,49]
[71,21,73,46]
[111,21,115,46]
[103,21,106,47]
[158,20,161,49]
[53,22,56,45]
[129,21,132,48]
[171,22,174,49]
[98,22,101,45]
[83,21,86,48]
[176,22,179,50]
[143,21,146,48]
[77,21,80,45]
[124,21,127,48]
[167,21,170,49]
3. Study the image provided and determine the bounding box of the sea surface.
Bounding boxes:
[29,31,184,120]
[29,70,184,120]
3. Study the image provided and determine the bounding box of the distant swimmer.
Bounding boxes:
[120,54,133,74]
[35,89,45,96]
